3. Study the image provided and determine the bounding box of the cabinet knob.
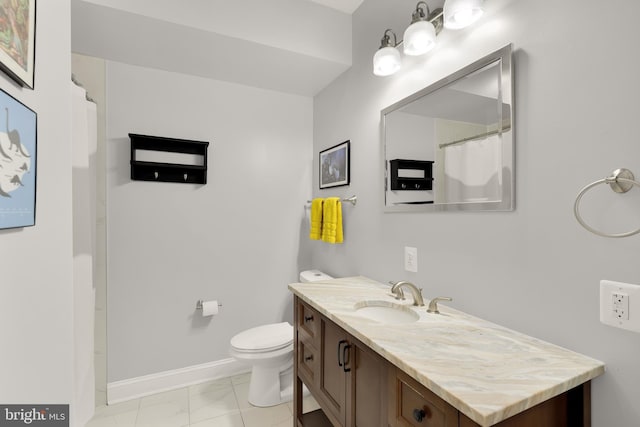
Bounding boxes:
[304,355,314,362]
[304,315,314,322]
[413,408,426,422]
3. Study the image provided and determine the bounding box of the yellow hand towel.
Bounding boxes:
[309,198,324,240]
[321,197,343,244]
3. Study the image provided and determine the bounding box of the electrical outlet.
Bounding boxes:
[612,292,629,320]
[404,247,418,273]
[600,280,640,332]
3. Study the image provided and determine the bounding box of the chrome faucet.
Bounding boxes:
[389,281,424,306]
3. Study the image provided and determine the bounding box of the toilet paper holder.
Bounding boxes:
[196,300,223,310]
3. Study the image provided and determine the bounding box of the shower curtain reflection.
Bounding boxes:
[442,134,502,203]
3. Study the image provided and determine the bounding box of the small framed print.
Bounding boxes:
[0,87,37,229]
[0,0,36,88]
[319,140,350,189]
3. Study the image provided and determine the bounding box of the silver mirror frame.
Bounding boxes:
[382,44,514,212]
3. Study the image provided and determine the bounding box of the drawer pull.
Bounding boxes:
[337,340,347,366]
[304,315,314,322]
[337,340,348,367]
[413,408,426,422]
[304,355,314,362]
[342,343,352,372]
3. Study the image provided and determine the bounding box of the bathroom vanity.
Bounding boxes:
[289,277,604,427]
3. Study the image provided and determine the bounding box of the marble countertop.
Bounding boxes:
[288,276,605,426]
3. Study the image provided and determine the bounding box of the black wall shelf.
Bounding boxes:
[129,133,209,184]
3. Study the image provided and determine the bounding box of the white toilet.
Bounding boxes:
[229,269,333,407]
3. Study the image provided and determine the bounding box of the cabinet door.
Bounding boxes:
[349,341,388,427]
[317,317,349,426]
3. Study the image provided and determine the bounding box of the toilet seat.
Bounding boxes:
[230,322,293,353]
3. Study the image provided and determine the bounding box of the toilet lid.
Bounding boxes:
[231,322,293,352]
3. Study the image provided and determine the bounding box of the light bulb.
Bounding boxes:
[373,46,401,76]
[444,0,484,30]
[403,20,436,56]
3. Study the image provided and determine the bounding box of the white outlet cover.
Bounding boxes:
[600,280,640,333]
[404,246,418,273]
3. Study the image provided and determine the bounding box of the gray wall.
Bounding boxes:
[309,0,640,426]
[106,61,313,382]
[0,0,75,406]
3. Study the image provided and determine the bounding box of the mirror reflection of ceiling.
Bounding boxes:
[400,61,504,124]
[401,89,501,125]
[71,0,364,96]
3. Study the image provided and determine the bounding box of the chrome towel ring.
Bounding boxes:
[574,168,640,238]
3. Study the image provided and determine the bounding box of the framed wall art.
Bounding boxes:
[319,140,350,189]
[0,0,36,89]
[0,87,37,229]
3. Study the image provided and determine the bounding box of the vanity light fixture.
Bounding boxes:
[373,0,484,76]
[373,29,402,76]
[403,1,438,56]
[444,0,484,29]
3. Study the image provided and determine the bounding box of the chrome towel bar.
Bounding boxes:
[306,195,357,206]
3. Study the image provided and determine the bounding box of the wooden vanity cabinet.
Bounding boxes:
[294,298,387,427]
[293,296,592,427]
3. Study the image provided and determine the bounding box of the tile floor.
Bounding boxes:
[87,373,320,427]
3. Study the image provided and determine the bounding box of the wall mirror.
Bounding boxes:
[382,44,514,212]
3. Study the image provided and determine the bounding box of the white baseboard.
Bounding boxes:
[107,358,249,404]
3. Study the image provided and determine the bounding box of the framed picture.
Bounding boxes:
[0,0,36,89]
[319,140,350,189]
[0,87,37,229]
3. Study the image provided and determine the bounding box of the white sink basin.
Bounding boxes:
[353,301,419,324]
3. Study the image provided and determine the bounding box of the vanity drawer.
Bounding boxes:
[390,369,458,427]
[297,300,319,340]
[297,337,318,388]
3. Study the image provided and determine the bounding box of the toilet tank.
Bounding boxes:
[299,270,333,283]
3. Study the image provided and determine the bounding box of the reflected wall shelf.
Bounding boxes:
[389,159,433,191]
[129,133,209,184]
